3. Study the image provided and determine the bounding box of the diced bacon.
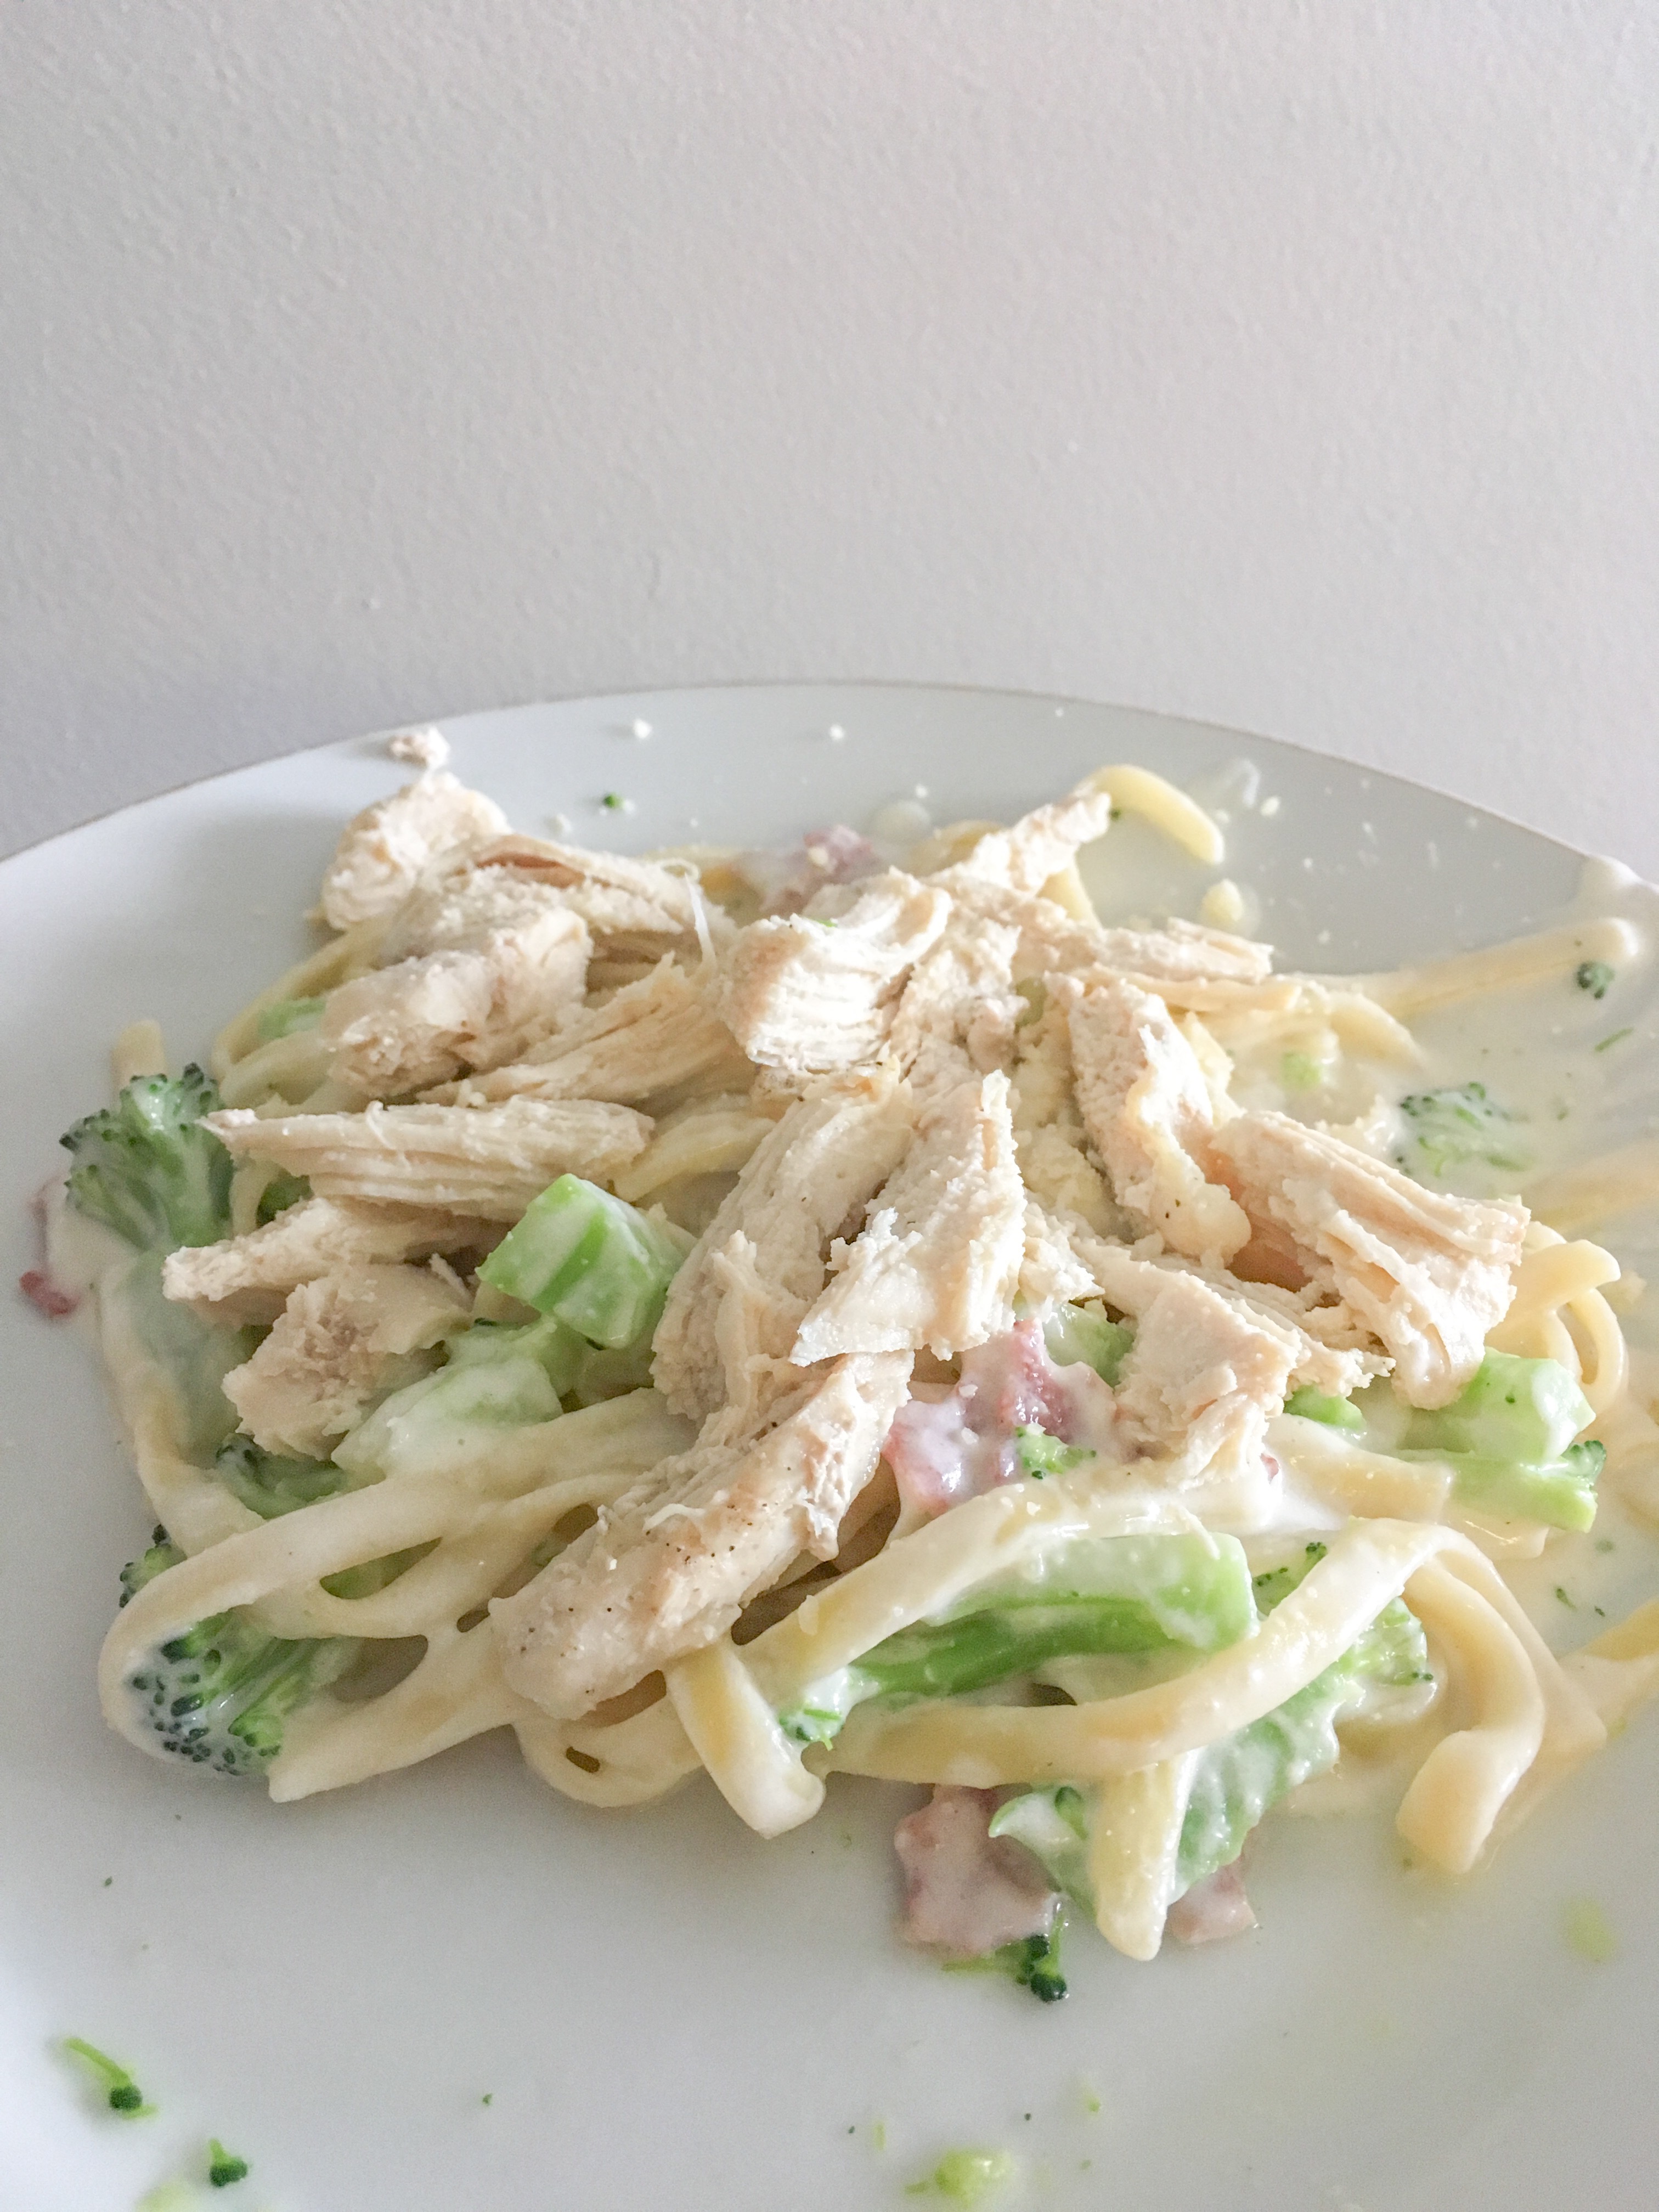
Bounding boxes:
[1165,1860,1258,1946]
[882,1319,1118,1516]
[894,1786,1058,1957]
[19,1269,78,1318]
[737,825,883,915]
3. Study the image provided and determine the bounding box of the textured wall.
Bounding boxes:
[3,3,1656,868]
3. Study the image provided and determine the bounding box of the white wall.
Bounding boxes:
[3,2,1656,871]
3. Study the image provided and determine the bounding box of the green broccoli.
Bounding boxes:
[62,2037,154,2116]
[945,1920,1068,2004]
[1042,1303,1133,1385]
[1395,1081,1529,1186]
[255,1169,312,1224]
[779,1532,1256,1743]
[1575,960,1615,1001]
[1400,1351,1603,1531]
[60,1066,233,1251]
[255,995,327,1041]
[208,2138,251,2187]
[1013,1426,1094,1478]
[118,1536,358,1775]
[478,1174,687,1349]
[213,1435,353,1519]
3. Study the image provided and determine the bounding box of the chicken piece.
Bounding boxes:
[1069,979,1251,1266]
[1005,995,1124,1240]
[322,904,591,1098]
[222,1262,467,1457]
[1018,1197,1099,1312]
[205,1099,651,1221]
[887,909,1025,1098]
[953,778,1116,896]
[1060,1222,1381,1399]
[493,1351,913,1717]
[425,958,744,1107]
[709,870,950,1074]
[894,1786,1058,1956]
[161,1195,498,1327]
[792,1072,1026,1362]
[1111,1266,1297,1476]
[318,772,510,929]
[1209,1110,1527,1407]
[651,1073,916,1423]
[452,835,718,963]
[935,873,1273,1000]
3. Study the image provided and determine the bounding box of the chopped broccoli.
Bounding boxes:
[117,1537,359,1774]
[1043,1303,1133,1385]
[1400,1351,1602,1531]
[214,1434,352,1519]
[478,1175,687,1350]
[1283,1386,1364,1431]
[63,2037,154,2117]
[1595,1026,1634,1053]
[60,1066,233,1251]
[255,995,327,1041]
[780,1533,1255,1742]
[334,1312,577,1483]
[1576,960,1615,1001]
[1013,1426,1094,1478]
[255,1169,311,1224]
[996,1586,1434,1918]
[1249,1539,1329,1612]
[947,1921,1068,2004]
[1395,1081,1529,1186]
[208,2138,250,2187]
[1280,1048,1323,1092]
[905,2148,1017,2202]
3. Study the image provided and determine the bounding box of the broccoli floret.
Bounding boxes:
[214,1435,352,1519]
[1575,960,1615,1001]
[60,1067,232,1251]
[1043,1303,1134,1385]
[1395,1081,1529,1186]
[1013,1426,1094,1478]
[943,1921,1068,2006]
[208,2139,251,2187]
[63,2036,154,2116]
[117,1538,358,1775]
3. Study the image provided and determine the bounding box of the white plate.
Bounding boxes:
[3,684,1656,2212]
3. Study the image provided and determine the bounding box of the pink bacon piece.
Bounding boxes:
[883,1320,1118,1518]
[894,1785,1058,1957]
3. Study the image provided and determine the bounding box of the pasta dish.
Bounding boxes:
[32,736,1659,1989]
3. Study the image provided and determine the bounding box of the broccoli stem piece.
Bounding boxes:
[1042,1304,1133,1384]
[60,1066,233,1252]
[1400,1352,1602,1531]
[63,2038,154,2117]
[1283,1386,1364,1431]
[477,1175,687,1350]
[780,1533,1255,1742]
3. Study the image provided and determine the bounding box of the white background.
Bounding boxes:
[3,2,1655,873]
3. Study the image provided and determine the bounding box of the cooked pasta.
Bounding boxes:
[37,747,1659,1980]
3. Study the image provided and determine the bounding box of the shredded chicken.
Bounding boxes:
[493,1351,913,1717]
[1068,978,1251,1266]
[651,1073,916,1423]
[318,772,510,930]
[427,958,746,1107]
[709,870,950,1073]
[204,1099,651,1220]
[161,1196,499,1327]
[1105,1265,1299,1477]
[954,780,1116,897]
[322,902,591,1098]
[453,835,719,963]
[222,1262,467,1457]
[791,1071,1026,1362]
[887,908,1025,1097]
[1209,1110,1527,1407]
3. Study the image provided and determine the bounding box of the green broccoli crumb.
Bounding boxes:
[207,2138,250,2187]
[906,2147,1017,2202]
[1555,1585,1576,1608]
[1013,1426,1094,1479]
[1280,1048,1322,1092]
[1576,960,1615,1000]
[600,791,625,810]
[481,2092,494,2107]
[63,2037,154,2117]
[872,2119,888,2152]
[1595,1027,1634,1053]
[1563,1897,1617,1962]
